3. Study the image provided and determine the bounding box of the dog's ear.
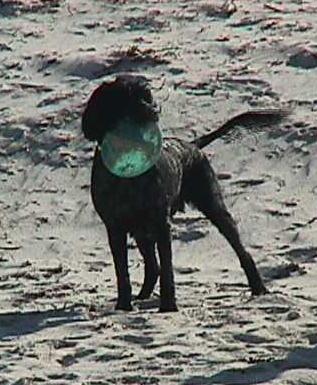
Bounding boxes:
[81,83,110,143]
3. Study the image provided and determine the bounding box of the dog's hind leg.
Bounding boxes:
[135,237,159,300]
[107,227,132,310]
[187,158,267,296]
[205,206,267,295]
[156,223,178,312]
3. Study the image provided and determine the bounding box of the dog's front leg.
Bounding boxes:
[107,227,132,311]
[157,223,178,312]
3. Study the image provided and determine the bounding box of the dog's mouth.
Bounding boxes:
[99,117,162,178]
[134,99,161,123]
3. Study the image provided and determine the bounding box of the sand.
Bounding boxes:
[0,0,317,384]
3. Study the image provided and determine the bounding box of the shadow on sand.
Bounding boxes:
[183,345,317,385]
[0,307,85,340]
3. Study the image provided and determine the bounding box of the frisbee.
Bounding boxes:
[100,119,162,178]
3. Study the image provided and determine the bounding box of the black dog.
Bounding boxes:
[82,74,285,312]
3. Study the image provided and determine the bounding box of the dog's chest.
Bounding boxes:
[90,149,183,230]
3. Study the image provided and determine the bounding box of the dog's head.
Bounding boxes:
[82,74,159,144]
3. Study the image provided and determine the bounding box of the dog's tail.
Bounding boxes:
[191,109,290,149]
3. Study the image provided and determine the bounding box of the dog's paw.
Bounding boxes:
[251,284,269,296]
[159,303,178,313]
[136,292,151,301]
[115,302,133,311]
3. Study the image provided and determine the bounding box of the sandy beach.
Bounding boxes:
[1,0,317,384]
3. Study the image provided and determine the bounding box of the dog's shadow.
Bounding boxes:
[0,307,85,341]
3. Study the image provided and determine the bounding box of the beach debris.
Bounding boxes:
[299,5,317,13]
[122,14,170,32]
[286,310,301,321]
[263,262,305,280]
[280,199,298,208]
[175,266,200,275]
[285,217,317,231]
[106,0,127,3]
[287,47,317,69]
[37,91,75,108]
[214,34,230,41]
[0,0,61,15]
[107,46,170,72]
[201,0,237,18]
[39,264,63,277]
[32,52,107,80]
[53,339,78,349]
[260,18,283,30]
[0,43,12,51]
[217,171,232,180]
[57,353,77,367]
[21,282,75,301]
[173,227,209,242]
[229,17,266,28]
[0,244,21,250]
[173,7,198,21]
[231,177,267,188]
[264,207,291,217]
[33,47,170,80]
[264,3,287,13]
[11,82,53,92]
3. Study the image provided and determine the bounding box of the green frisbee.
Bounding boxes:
[100,119,162,178]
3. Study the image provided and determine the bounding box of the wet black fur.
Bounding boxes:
[82,74,277,312]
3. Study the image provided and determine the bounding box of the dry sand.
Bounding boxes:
[0,0,317,384]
